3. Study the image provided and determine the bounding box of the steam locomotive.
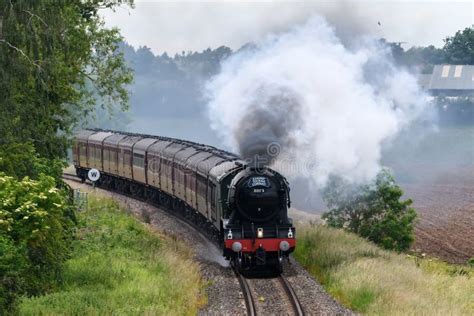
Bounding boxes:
[72,129,295,271]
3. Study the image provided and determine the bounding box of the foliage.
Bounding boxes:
[443,27,474,65]
[389,27,473,68]
[0,235,28,312]
[0,142,64,181]
[0,174,75,312]
[398,45,445,72]
[294,224,474,315]
[322,169,417,251]
[19,195,206,315]
[0,0,134,160]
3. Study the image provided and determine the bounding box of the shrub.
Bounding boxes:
[322,169,417,252]
[0,174,75,312]
[0,143,65,182]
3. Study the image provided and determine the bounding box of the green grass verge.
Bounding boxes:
[19,195,206,315]
[294,223,474,315]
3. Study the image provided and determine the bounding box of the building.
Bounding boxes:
[425,65,474,96]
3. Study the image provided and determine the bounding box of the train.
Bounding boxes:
[72,129,295,271]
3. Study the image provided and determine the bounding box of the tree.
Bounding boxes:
[0,174,75,312]
[443,27,474,64]
[401,45,445,73]
[0,143,64,181]
[0,0,134,160]
[322,169,417,252]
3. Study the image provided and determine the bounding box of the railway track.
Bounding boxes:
[231,264,304,316]
[245,274,304,316]
[233,266,257,316]
[278,275,305,316]
[62,172,81,182]
[63,172,304,316]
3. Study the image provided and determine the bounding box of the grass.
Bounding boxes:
[19,195,206,315]
[294,223,474,315]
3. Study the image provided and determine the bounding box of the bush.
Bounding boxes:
[322,169,417,252]
[0,143,65,181]
[0,174,75,312]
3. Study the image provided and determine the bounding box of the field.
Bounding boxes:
[19,195,206,315]
[389,126,474,264]
[403,169,474,264]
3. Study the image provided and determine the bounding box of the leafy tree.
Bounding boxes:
[443,27,474,64]
[322,169,417,252]
[0,143,64,181]
[0,174,75,312]
[401,45,445,73]
[0,0,134,160]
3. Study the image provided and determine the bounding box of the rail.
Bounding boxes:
[279,275,305,316]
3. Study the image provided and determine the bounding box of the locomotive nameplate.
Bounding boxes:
[248,177,270,188]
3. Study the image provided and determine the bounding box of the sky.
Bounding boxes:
[102,0,473,54]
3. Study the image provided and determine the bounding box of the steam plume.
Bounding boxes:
[205,16,431,186]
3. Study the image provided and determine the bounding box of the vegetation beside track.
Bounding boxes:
[294,223,474,315]
[19,195,206,315]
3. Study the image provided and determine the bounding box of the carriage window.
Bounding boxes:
[124,150,131,165]
[210,184,216,208]
[197,175,207,197]
[80,143,87,155]
[174,163,186,185]
[185,173,196,191]
[133,153,145,168]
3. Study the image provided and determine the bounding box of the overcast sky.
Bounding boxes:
[102,0,473,55]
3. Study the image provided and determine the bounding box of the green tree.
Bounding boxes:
[322,169,417,252]
[0,0,133,160]
[0,174,75,312]
[401,45,445,73]
[0,143,64,181]
[443,27,474,64]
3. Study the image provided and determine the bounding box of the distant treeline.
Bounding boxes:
[387,26,474,73]
[122,43,232,119]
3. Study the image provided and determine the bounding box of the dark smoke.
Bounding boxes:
[236,87,302,166]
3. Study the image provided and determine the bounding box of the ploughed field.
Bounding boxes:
[401,164,474,264]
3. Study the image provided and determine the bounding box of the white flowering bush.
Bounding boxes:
[0,174,75,312]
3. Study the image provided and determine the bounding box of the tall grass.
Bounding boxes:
[295,224,474,315]
[19,195,206,315]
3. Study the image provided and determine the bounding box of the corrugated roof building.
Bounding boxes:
[427,65,474,96]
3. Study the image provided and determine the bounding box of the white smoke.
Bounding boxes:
[205,16,431,187]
